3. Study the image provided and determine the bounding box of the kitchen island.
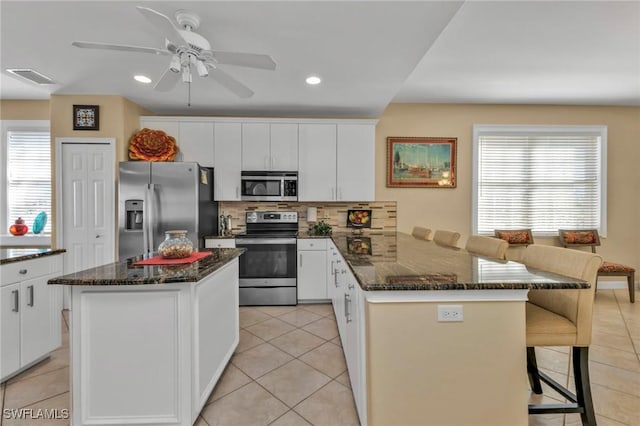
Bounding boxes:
[326,232,588,426]
[48,248,244,426]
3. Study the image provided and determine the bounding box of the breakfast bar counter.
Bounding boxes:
[324,232,588,426]
[48,248,244,426]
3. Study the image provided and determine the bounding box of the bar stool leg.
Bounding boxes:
[628,271,635,303]
[527,347,543,394]
[573,347,596,426]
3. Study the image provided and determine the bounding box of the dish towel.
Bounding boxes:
[133,251,211,266]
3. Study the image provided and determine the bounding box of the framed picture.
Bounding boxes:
[387,137,456,187]
[73,105,99,130]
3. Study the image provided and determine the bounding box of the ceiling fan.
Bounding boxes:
[72,6,276,101]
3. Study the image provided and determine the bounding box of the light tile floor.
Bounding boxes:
[1,289,638,426]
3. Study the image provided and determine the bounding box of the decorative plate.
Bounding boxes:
[129,128,179,162]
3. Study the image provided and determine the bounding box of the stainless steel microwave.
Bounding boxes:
[241,171,298,201]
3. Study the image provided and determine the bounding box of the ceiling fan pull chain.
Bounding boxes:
[188,80,192,107]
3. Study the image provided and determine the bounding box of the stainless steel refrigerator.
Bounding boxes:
[118,162,218,259]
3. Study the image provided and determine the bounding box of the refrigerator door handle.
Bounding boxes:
[143,185,150,255]
[148,183,157,252]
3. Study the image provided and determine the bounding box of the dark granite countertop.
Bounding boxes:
[47,248,245,286]
[0,248,66,265]
[329,232,589,291]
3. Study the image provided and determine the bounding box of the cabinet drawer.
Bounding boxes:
[1,255,62,286]
[204,239,235,248]
[297,239,327,251]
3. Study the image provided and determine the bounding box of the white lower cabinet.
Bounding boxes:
[204,238,235,248]
[0,254,63,382]
[297,239,328,301]
[326,240,366,424]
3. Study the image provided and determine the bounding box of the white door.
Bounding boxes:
[59,140,115,307]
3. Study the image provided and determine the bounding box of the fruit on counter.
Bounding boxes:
[9,217,29,236]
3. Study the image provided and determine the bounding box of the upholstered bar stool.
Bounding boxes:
[411,226,432,240]
[521,244,603,426]
[494,229,534,262]
[465,235,508,260]
[558,229,635,303]
[432,230,460,248]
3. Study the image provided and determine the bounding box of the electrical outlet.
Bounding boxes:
[437,305,464,322]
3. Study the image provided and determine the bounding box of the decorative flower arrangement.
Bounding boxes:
[129,128,179,161]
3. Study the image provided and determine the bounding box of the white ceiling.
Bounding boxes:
[1,1,639,118]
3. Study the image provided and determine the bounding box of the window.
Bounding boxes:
[472,125,606,237]
[2,121,51,236]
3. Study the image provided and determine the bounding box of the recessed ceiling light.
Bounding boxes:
[305,75,321,85]
[134,75,152,84]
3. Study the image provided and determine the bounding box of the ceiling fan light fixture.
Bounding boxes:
[169,55,181,73]
[195,61,208,77]
[305,75,322,85]
[134,75,152,84]
[182,66,192,83]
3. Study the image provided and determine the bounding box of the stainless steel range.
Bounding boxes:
[235,211,298,306]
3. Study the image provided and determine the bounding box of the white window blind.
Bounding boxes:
[473,125,606,237]
[7,131,51,234]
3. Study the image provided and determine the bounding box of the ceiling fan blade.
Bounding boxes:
[136,6,187,48]
[72,41,170,56]
[206,51,276,70]
[206,66,254,98]
[154,68,180,92]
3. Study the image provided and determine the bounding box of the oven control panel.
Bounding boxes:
[246,211,298,223]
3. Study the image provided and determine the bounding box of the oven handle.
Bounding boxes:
[236,238,297,245]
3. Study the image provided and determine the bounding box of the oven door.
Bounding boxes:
[236,238,297,287]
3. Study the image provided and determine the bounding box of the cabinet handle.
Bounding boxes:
[27,285,35,307]
[348,279,355,290]
[19,269,27,275]
[299,253,303,267]
[12,290,19,312]
[345,293,352,323]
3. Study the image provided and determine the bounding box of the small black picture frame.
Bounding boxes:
[73,105,99,130]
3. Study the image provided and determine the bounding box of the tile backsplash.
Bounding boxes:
[217,201,397,236]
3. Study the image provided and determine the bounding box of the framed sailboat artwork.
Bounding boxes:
[386,137,457,188]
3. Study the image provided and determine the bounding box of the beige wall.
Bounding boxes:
[375,104,640,272]
[0,100,50,120]
[48,95,151,246]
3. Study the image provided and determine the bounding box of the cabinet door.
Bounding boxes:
[242,123,270,170]
[270,124,298,171]
[298,124,337,201]
[1,283,21,379]
[20,276,52,367]
[179,122,214,166]
[214,123,242,201]
[345,280,364,421]
[337,124,375,201]
[297,250,327,300]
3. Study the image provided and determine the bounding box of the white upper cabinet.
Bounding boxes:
[298,124,337,201]
[299,122,375,201]
[214,123,242,201]
[337,124,375,201]
[178,122,214,166]
[241,123,270,170]
[270,123,298,171]
[242,123,298,171]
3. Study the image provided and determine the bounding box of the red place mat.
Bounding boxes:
[133,251,212,266]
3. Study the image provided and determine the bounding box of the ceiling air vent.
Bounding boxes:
[6,68,56,85]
